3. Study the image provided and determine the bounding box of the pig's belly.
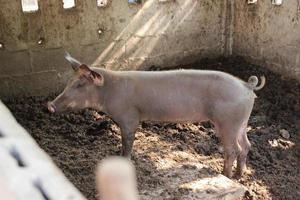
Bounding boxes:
[139,103,209,123]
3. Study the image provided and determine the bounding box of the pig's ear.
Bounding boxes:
[78,64,91,74]
[90,70,104,86]
[65,52,82,71]
[79,65,104,86]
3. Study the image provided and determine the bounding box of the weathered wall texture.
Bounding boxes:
[0,0,226,98]
[233,0,300,79]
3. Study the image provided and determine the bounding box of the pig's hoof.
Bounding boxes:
[121,152,132,160]
[234,168,251,179]
[222,170,232,178]
[233,172,242,179]
[47,102,56,113]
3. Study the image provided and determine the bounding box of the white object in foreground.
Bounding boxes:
[96,157,139,200]
[0,101,86,200]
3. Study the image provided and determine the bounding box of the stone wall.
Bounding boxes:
[233,0,300,79]
[0,0,226,98]
[1,0,299,99]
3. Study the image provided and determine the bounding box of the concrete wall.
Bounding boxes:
[233,0,300,79]
[0,0,226,98]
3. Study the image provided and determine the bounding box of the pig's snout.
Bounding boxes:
[47,102,56,113]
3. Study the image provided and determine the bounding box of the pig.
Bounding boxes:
[48,53,265,178]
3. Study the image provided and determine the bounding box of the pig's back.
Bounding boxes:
[124,70,249,98]
[115,70,253,122]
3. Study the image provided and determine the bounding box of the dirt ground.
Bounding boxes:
[4,57,300,200]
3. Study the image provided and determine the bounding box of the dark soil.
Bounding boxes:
[4,57,300,200]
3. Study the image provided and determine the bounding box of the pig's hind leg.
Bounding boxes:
[235,125,251,178]
[216,122,243,178]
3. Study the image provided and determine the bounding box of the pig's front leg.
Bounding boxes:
[120,124,138,157]
[115,111,139,158]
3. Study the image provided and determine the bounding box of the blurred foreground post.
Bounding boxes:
[96,157,139,200]
[0,178,16,200]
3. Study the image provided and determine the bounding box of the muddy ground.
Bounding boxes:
[4,57,300,200]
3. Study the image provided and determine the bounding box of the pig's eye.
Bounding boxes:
[76,82,85,88]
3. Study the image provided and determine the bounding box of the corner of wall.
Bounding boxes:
[222,0,235,57]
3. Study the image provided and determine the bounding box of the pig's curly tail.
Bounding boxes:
[247,76,266,91]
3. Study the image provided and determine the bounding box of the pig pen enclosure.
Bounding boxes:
[0,0,299,200]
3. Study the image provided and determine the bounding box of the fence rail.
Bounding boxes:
[0,100,86,200]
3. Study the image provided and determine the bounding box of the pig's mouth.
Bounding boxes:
[47,102,56,113]
[47,101,81,113]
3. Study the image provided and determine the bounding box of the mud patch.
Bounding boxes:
[4,57,300,200]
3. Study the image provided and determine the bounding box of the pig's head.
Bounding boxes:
[47,53,104,113]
